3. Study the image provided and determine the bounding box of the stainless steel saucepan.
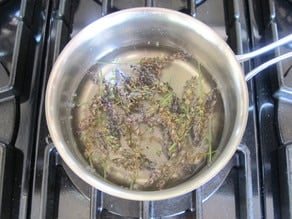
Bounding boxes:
[45,7,292,201]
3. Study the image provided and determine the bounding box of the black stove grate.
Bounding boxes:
[0,0,48,218]
[0,0,291,218]
[31,0,261,218]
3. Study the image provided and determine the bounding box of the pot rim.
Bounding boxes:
[45,7,249,201]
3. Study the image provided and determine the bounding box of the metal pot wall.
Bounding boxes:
[45,7,250,201]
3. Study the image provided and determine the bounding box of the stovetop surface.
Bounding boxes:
[0,0,291,218]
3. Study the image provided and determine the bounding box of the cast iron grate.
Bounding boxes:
[30,0,286,218]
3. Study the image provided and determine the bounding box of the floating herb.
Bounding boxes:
[168,143,177,154]
[207,119,213,164]
[101,161,108,179]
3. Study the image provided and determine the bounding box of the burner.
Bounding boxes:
[0,97,16,144]
[278,144,292,219]
[0,0,19,91]
[0,62,9,89]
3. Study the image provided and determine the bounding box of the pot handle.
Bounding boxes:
[234,34,292,81]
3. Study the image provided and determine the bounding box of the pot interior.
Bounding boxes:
[71,45,225,190]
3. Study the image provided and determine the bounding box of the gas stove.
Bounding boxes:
[0,0,291,218]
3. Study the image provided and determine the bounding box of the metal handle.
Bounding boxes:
[245,52,292,81]
[234,34,292,81]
